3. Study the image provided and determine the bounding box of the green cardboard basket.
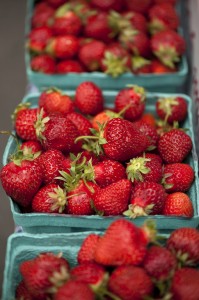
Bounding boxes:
[2,91,199,233]
[25,0,188,93]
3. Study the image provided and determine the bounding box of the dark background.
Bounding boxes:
[0,0,27,294]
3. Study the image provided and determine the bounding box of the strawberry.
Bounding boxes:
[90,0,123,11]
[91,109,120,131]
[84,158,127,188]
[133,120,159,150]
[124,0,152,14]
[114,85,146,122]
[46,0,66,8]
[162,163,195,193]
[31,5,54,28]
[52,11,82,36]
[151,30,186,68]
[122,11,148,33]
[77,233,100,264]
[157,128,193,163]
[46,35,79,59]
[78,40,106,72]
[148,3,179,34]
[66,112,93,136]
[28,26,53,53]
[131,56,152,74]
[39,88,75,115]
[167,227,199,267]
[143,245,177,281]
[108,265,154,300]
[32,183,67,213]
[30,54,56,74]
[20,140,43,155]
[94,219,155,266]
[20,252,70,298]
[163,192,194,217]
[126,153,162,184]
[15,281,34,300]
[139,113,156,128]
[156,96,188,124]
[151,59,177,73]
[56,60,84,73]
[54,280,95,300]
[0,155,43,207]
[124,181,167,217]
[75,81,104,116]
[35,112,82,154]
[154,0,177,4]
[170,268,199,300]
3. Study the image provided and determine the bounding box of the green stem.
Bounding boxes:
[75,135,99,143]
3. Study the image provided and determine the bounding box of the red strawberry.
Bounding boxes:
[16,281,34,300]
[124,0,152,14]
[54,280,95,300]
[56,60,84,73]
[20,140,43,155]
[162,163,195,193]
[77,233,100,264]
[143,245,177,281]
[90,0,123,11]
[139,113,156,128]
[133,120,159,150]
[151,30,186,68]
[35,112,82,154]
[157,128,193,163]
[52,11,82,36]
[108,265,154,300]
[122,11,148,33]
[156,96,188,124]
[151,59,177,73]
[93,179,131,215]
[170,268,199,300]
[163,192,194,217]
[167,227,199,266]
[0,156,42,207]
[114,85,146,122]
[78,40,106,72]
[66,112,93,136]
[124,181,167,217]
[30,54,56,74]
[46,0,66,8]
[75,81,104,116]
[46,35,79,59]
[32,183,67,213]
[126,153,162,184]
[91,109,120,131]
[28,26,53,53]
[154,0,177,4]
[20,252,70,298]
[148,3,179,34]
[31,5,54,28]
[94,219,155,266]
[39,88,75,115]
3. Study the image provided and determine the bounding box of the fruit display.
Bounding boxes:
[3,219,199,300]
[25,0,188,91]
[1,83,198,232]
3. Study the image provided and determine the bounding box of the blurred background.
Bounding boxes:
[0,0,27,293]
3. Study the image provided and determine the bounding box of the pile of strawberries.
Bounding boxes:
[0,82,195,218]
[15,219,199,299]
[28,0,186,76]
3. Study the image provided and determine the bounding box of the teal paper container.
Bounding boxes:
[25,0,188,93]
[2,91,199,233]
[2,231,99,300]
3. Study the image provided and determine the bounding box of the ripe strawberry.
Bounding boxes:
[35,112,82,154]
[140,113,156,128]
[90,0,123,11]
[151,30,186,68]
[151,59,177,73]
[94,219,154,267]
[46,0,66,8]
[91,109,120,131]
[77,233,100,264]
[20,252,70,298]
[75,81,104,116]
[170,268,199,300]
[126,153,162,184]
[148,3,179,34]
[154,0,177,4]
[162,163,195,193]
[78,40,106,72]
[52,11,82,36]
[115,85,146,122]
[108,265,154,300]
[124,0,152,14]
[122,11,148,33]
[20,140,43,155]
[30,54,56,74]
[156,96,188,124]
[133,120,159,150]
[39,88,75,115]
[66,112,93,136]
[124,181,166,217]
[31,5,54,28]
[15,281,34,300]
[46,35,79,59]
[143,245,177,281]
[157,129,193,163]
[0,155,42,207]
[163,192,194,217]
[32,183,67,213]
[54,280,95,300]
[167,227,199,266]
[131,56,152,74]
[56,60,84,73]
[28,26,53,53]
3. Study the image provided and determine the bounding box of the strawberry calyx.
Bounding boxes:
[157,97,179,123]
[102,51,130,77]
[148,18,166,35]
[11,102,31,122]
[126,155,151,183]
[141,219,158,244]
[48,186,68,213]
[45,39,56,57]
[132,56,151,72]
[119,27,139,45]
[154,46,180,68]
[161,172,174,190]
[44,87,62,95]
[47,265,70,294]
[174,249,195,267]
[34,108,50,141]
[82,159,96,183]
[55,3,73,17]
[108,10,130,38]
[123,202,154,218]
[126,84,146,103]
